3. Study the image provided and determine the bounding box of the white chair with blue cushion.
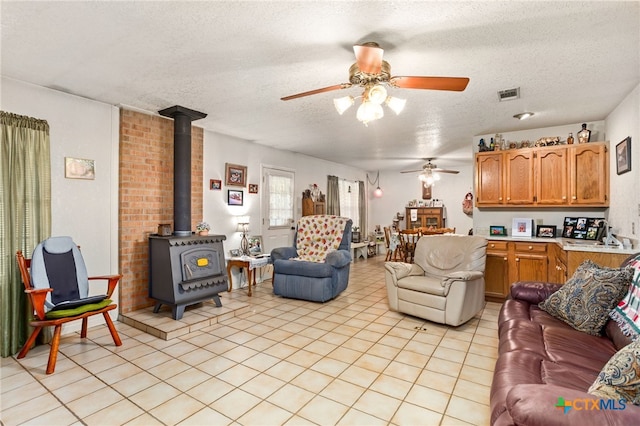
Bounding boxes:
[16,236,122,374]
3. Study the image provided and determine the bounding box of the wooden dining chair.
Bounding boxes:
[399,229,421,263]
[383,226,393,261]
[15,236,122,374]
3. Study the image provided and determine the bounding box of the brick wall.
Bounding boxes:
[119,109,203,313]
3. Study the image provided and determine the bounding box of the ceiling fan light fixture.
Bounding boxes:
[368,84,387,105]
[333,96,354,115]
[513,112,534,120]
[373,186,383,197]
[385,96,406,115]
[357,101,384,125]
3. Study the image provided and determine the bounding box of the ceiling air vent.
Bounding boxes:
[498,87,520,102]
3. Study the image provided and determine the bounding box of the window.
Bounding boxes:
[265,168,294,228]
[338,179,360,228]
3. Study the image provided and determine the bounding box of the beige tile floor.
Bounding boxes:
[1,254,500,426]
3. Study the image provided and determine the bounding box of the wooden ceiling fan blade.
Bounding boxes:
[391,76,470,91]
[353,42,384,74]
[400,169,423,174]
[433,169,460,174]
[281,83,352,101]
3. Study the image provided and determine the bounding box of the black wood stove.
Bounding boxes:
[147,105,228,320]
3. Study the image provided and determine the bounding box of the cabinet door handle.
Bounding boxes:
[562,196,567,200]
[490,244,495,248]
[503,257,508,261]
[498,197,503,201]
[507,197,511,201]
[515,257,520,262]
[528,245,533,250]
[572,195,577,200]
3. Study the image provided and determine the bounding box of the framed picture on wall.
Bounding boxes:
[65,157,95,180]
[228,189,243,206]
[210,179,221,190]
[248,184,258,194]
[616,136,631,175]
[422,184,432,200]
[225,163,247,187]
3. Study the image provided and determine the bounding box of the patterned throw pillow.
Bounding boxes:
[609,255,640,341]
[539,260,634,335]
[588,339,640,405]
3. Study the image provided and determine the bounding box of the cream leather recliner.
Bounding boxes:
[384,235,488,326]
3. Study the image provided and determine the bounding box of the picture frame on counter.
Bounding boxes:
[489,225,508,236]
[536,225,557,238]
[512,218,534,237]
[562,217,605,240]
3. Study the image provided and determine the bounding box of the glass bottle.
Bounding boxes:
[577,123,591,144]
[567,132,574,145]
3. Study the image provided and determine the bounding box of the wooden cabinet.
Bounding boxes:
[484,240,631,301]
[512,242,548,282]
[548,243,568,284]
[302,199,325,216]
[484,240,549,302]
[536,146,568,205]
[406,207,444,229]
[569,143,608,205]
[485,241,510,302]
[505,149,535,205]
[476,152,504,205]
[475,142,608,208]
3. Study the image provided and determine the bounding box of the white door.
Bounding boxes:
[261,165,296,252]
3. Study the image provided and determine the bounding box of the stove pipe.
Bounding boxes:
[158,105,207,236]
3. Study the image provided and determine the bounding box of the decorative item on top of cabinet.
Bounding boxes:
[302,185,326,216]
[577,123,591,144]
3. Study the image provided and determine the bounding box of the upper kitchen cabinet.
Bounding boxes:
[475,142,608,208]
[569,143,608,205]
[475,152,505,206]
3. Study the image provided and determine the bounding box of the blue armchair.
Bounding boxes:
[270,216,352,302]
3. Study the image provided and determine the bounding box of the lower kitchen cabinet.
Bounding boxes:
[485,240,633,302]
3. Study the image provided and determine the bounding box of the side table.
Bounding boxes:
[226,255,270,296]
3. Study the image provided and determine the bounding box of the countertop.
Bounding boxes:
[482,235,638,255]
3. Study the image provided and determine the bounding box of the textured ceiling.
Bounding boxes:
[2,1,639,172]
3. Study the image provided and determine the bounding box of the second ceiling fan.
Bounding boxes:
[401,158,460,187]
[281,42,469,125]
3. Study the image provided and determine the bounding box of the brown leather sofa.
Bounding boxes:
[491,272,640,425]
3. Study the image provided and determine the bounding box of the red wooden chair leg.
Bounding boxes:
[103,312,122,346]
[46,324,63,374]
[17,326,43,359]
[81,318,88,338]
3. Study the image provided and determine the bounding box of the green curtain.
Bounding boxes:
[0,111,51,357]
[326,175,340,215]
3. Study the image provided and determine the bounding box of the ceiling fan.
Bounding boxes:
[401,158,460,187]
[281,42,469,124]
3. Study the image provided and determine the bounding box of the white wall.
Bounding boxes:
[368,167,474,234]
[203,131,366,255]
[2,77,120,326]
[605,83,640,243]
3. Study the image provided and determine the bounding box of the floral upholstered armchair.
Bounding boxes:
[270,215,352,302]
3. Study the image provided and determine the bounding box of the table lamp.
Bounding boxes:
[236,216,250,255]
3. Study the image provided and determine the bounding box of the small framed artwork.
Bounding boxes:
[248,184,258,194]
[228,189,243,206]
[210,179,222,190]
[229,249,241,257]
[536,225,557,238]
[616,136,631,175]
[65,157,95,180]
[490,225,508,236]
[248,235,263,255]
[512,218,533,237]
[225,163,247,187]
[422,184,432,200]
